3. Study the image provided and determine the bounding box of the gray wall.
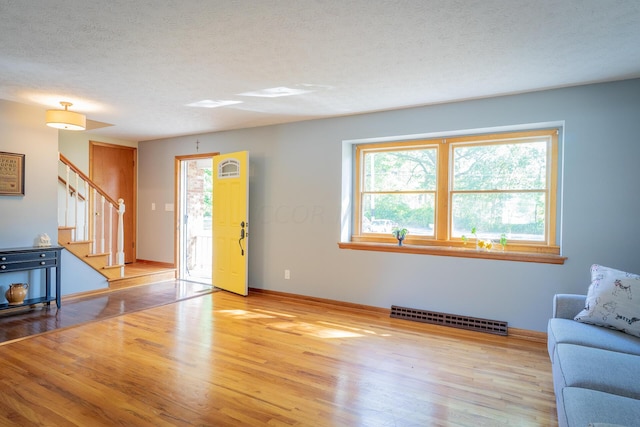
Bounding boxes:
[138,79,640,332]
[0,101,58,246]
[0,100,60,299]
[1,80,638,330]
[0,99,110,297]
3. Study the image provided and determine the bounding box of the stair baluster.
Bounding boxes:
[74,169,79,240]
[99,194,105,256]
[64,164,70,227]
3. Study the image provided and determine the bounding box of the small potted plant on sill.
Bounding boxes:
[461,226,477,246]
[499,233,508,251]
[391,227,408,246]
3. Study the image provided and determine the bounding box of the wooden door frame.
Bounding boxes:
[174,152,219,278]
[89,141,138,263]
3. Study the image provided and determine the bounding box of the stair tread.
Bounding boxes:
[85,252,109,258]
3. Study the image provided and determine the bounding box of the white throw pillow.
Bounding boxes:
[574,264,640,337]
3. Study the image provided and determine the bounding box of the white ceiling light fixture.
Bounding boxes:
[46,101,86,131]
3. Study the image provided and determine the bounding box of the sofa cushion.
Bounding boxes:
[548,318,640,361]
[575,264,640,337]
[561,387,640,427]
[553,343,640,400]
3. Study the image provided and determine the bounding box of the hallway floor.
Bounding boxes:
[0,280,215,345]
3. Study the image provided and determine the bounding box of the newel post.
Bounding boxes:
[117,198,125,266]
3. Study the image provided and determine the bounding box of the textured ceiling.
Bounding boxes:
[1,0,639,141]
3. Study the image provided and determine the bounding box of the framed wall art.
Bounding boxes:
[0,152,25,196]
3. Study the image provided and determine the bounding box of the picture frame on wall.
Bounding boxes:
[0,151,25,196]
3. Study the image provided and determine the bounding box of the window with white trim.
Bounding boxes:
[350,129,561,258]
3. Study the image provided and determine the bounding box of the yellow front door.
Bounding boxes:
[212,151,249,295]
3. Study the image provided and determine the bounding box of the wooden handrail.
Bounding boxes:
[59,153,119,207]
[57,176,87,201]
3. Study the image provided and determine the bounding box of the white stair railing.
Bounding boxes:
[58,153,125,277]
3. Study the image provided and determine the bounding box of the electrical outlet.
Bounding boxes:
[284,269,290,280]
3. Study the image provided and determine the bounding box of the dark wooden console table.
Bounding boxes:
[0,246,62,309]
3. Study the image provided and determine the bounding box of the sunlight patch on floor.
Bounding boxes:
[215,307,391,339]
[253,308,296,318]
[215,309,276,319]
[318,321,391,336]
[268,321,363,338]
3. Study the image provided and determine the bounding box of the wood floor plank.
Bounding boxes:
[0,287,557,426]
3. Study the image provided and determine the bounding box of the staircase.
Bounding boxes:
[58,153,175,288]
[58,226,124,279]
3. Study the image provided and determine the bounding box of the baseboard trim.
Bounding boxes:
[506,327,547,343]
[62,287,114,302]
[248,288,547,343]
[248,288,390,315]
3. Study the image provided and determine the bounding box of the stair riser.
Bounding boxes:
[109,270,176,289]
[63,242,92,259]
[101,267,125,280]
[58,228,73,243]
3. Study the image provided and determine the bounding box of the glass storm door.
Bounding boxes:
[178,156,213,284]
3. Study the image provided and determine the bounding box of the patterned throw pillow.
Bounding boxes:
[574,264,640,337]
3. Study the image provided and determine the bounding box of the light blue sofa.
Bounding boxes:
[548,294,640,427]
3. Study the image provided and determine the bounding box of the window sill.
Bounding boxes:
[337,242,567,265]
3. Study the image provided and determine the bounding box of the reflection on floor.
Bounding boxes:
[182,266,212,285]
[0,280,215,345]
[110,262,177,289]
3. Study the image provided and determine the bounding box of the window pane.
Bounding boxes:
[362,193,434,236]
[453,141,547,191]
[451,192,545,241]
[363,148,436,192]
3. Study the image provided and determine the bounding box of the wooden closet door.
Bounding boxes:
[90,142,137,264]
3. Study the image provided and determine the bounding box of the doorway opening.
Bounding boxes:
[177,155,215,284]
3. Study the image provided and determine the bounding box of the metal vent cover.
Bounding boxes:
[390,305,508,336]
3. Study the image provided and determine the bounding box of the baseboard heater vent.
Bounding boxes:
[390,305,508,336]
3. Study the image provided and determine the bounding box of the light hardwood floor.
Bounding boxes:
[0,288,557,426]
